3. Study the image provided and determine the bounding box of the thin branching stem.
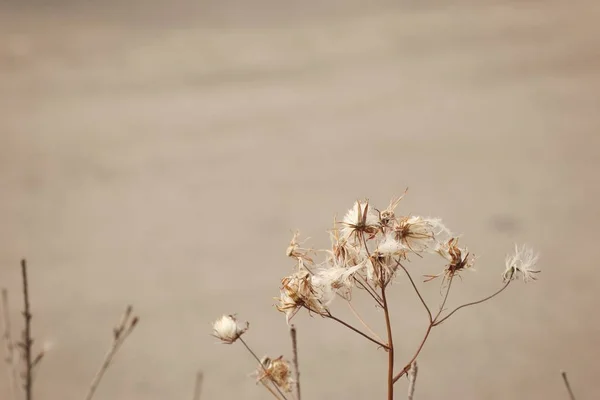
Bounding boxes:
[433,279,511,326]
[20,259,33,400]
[392,324,432,384]
[239,338,289,400]
[353,277,384,307]
[393,276,512,384]
[84,306,138,400]
[381,284,394,400]
[324,310,389,349]
[436,274,454,321]
[290,325,301,400]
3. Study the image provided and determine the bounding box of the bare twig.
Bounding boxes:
[407,361,418,400]
[192,371,203,400]
[1,288,20,400]
[239,337,289,400]
[290,325,301,400]
[84,305,139,400]
[20,259,33,400]
[561,370,576,400]
[394,276,511,384]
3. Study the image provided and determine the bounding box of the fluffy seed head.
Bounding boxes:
[340,200,380,241]
[212,314,249,344]
[503,244,540,283]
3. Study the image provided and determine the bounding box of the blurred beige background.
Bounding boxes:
[1,1,599,399]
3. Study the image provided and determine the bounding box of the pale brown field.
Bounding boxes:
[1,1,599,399]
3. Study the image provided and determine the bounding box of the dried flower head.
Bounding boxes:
[286,230,313,266]
[313,261,365,301]
[276,270,327,323]
[427,238,474,281]
[503,244,540,282]
[211,314,249,344]
[379,192,406,226]
[255,356,293,392]
[375,233,406,258]
[340,200,380,242]
[395,216,449,253]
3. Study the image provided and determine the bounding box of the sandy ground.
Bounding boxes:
[1,1,600,399]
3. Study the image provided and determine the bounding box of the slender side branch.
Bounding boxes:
[322,310,389,349]
[20,259,33,400]
[392,324,432,384]
[1,288,20,400]
[290,325,301,400]
[84,305,139,400]
[561,370,576,400]
[433,280,511,326]
[239,338,289,400]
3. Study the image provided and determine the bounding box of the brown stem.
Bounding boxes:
[436,274,454,321]
[20,259,33,400]
[393,278,512,384]
[239,338,289,400]
[353,277,384,307]
[290,325,301,400]
[433,280,511,326]
[392,324,432,384]
[381,285,394,400]
[323,310,389,349]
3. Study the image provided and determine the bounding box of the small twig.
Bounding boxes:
[290,325,301,400]
[407,361,418,400]
[1,288,20,400]
[20,259,33,400]
[84,305,139,400]
[561,370,576,400]
[239,337,289,400]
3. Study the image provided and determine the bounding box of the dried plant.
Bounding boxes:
[2,259,139,400]
[84,305,139,400]
[213,192,541,399]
